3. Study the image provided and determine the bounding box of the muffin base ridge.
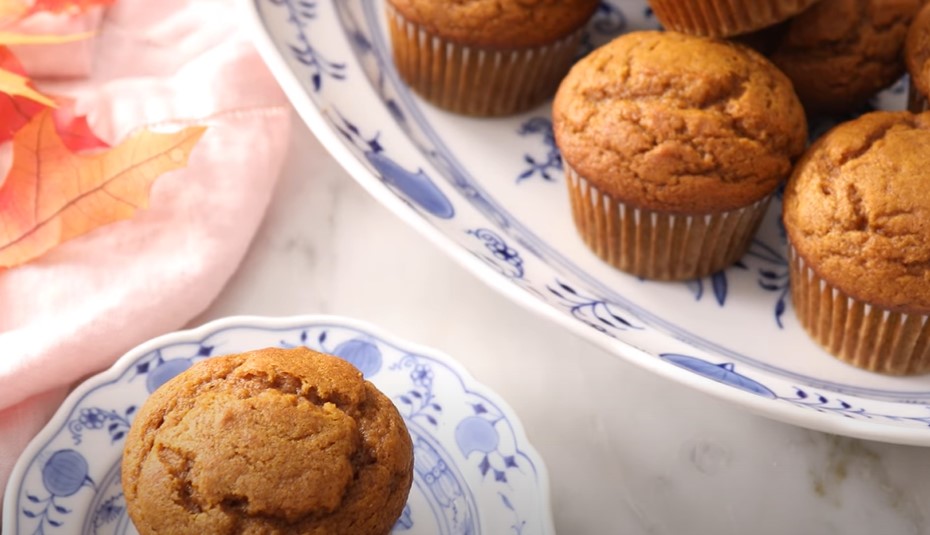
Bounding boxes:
[387,5,583,117]
[647,0,820,37]
[566,164,770,281]
[789,245,930,375]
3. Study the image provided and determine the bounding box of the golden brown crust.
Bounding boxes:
[906,3,930,97]
[385,0,599,48]
[769,0,923,115]
[121,347,414,535]
[783,111,930,314]
[647,0,820,37]
[552,31,807,214]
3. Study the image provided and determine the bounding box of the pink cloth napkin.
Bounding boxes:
[0,0,291,509]
[9,7,105,78]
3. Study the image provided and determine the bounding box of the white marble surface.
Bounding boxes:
[194,114,930,535]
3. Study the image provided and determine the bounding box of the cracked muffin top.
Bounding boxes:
[784,111,930,313]
[907,2,930,98]
[387,0,600,48]
[121,347,414,535]
[552,31,807,214]
[769,0,924,115]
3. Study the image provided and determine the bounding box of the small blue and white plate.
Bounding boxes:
[3,316,554,535]
[239,0,930,445]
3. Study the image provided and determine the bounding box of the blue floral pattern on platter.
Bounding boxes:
[516,118,560,184]
[660,354,930,428]
[241,0,930,445]
[4,317,552,534]
[270,0,345,91]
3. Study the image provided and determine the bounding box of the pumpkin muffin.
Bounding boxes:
[553,31,807,280]
[647,0,821,37]
[769,0,924,115]
[784,111,930,375]
[386,0,599,116]
[906,2,930,112]
[121,347,414,535]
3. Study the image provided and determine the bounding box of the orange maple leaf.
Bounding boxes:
[0,0,113,20]
[0,31,93,110]
[0,20,97,110]
[27,0,115,15]
[0,48,107,149]
[0,0,29,24]
[0,48,53,108]
[0,45,45,140]
[48,95,109,151]
[0,109,206,268]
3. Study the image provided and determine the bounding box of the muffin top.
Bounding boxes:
[769,0,922,115]
[553,31,807,214]
[906,2,930,97]
[121,347,414,535]
[784,111,930,313]
[387,0,599,48]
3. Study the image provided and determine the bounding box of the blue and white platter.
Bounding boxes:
[240,0,930,446]
[3,316,554,535]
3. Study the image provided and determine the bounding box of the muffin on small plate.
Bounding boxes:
[121,346,414,534]
[553,31,807,280]
[647,0,821,37]
[906,2,930,112]
[769,0,924,116]
[385,0,599,116]
[784,111,930,375]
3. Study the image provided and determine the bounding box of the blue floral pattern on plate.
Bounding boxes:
[240,0,930,445]
[3,317,553,534]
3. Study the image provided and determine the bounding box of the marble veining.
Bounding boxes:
[684,439,731,476]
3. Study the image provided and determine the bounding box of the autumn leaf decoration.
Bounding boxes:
[25,0,116,15]
[0,111,206,267]
[0,0,207,269]
[0,0,115,20]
